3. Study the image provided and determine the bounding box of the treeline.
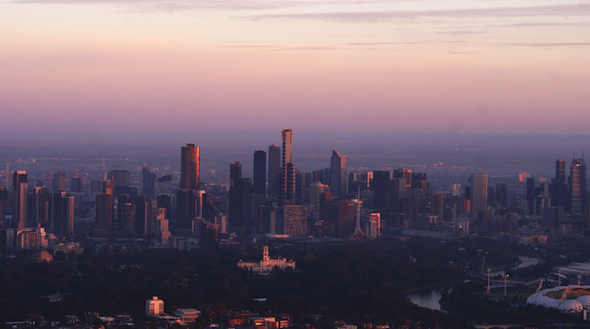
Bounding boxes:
[0,237,520,327]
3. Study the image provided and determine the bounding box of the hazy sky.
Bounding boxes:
[1,0,589,135]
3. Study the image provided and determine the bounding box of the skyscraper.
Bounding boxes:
[526,178,535,215]
[552,159,567,208]
[96,193,114,231]
[253,150,266,195]
[142,167,156,198]
[176,189,196,230]
[51,192,74,234]
[228,178,253,228]
[470,173,488,218]
[180,144,200,190]
[12,171,27,229]
[51,171,67,192]
[136,194,149,234]
[570,158,586,215]
[70,177,83,193]
[283,205,307,237]
[282,129,293,167]
[108,170,130,187]
[230,161,242,187]
[268,145,281,198]
[371,171,390,209]
[0,187,6,229]
[556,159,566,183]
[330,149,348,198]
[280,129,295,203]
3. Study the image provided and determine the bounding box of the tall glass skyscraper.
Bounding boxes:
[570,158,586,215]
[268,144,281,198]
[180,144,200,190]
[330,149,348,198]
[13,171,28,229]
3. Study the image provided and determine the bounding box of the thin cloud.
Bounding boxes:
[279,47,342,51]
[12,0,394,12]
[244,4,590,22]
[221,45,279,48]
[437,30,486,35]
[447,50,479,55]
[342,42,418,46]
[507,42,590,47]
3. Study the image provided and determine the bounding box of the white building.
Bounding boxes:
[237,246,295,275]
[146,296,164,316]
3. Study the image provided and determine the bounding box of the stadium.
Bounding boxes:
[526,285,590,313]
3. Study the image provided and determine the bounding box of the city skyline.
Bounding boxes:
[1,0,590,135]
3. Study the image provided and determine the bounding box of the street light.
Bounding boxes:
[504,273,510,297]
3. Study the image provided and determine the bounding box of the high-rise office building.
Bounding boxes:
[142,167,156,198]
[371,171,390,209]
[526,178,535,215]
[96,193,114,231]
[470,173,488,218]
[388,178,406,212]
[0,187,6,229]
[230,161,242,187]
[570,158,586,215]
[51,192,74,234]
[51,171,67,192]
[253,150,266,195]
[120,202,136,232]
[330,149,348,198]
[136,195,150,235]
[228,178,253,228]
[255,206,278,234]
[393,168,412,195]
[552,159,567,208]
[337,200,355,238]
[117,194,130,231]
[12,171,27,229]
[280,129,294,203]
[28,187,48,226]
[411,172,429,199]
[283,163,297,202]
[268,144,281,198]
[108,170,130,187]
[180,144,200,190]
[282,129,293,166]
[176,189,196,230]
[70,177,83,193]
[556,159,566,184]
[283,205,307,237]
[308,181,329,209]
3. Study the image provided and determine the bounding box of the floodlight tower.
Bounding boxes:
[487,268,491,294]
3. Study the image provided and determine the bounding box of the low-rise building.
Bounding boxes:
[237,246,295,275]
[174,308,201,323]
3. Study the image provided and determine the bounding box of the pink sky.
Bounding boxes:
[1,0,590,135]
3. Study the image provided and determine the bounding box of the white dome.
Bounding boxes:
[527,286,590,313]
[576,295,590,307]
[557,300,583,313]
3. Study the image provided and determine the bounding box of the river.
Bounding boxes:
[407,255,542,311]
